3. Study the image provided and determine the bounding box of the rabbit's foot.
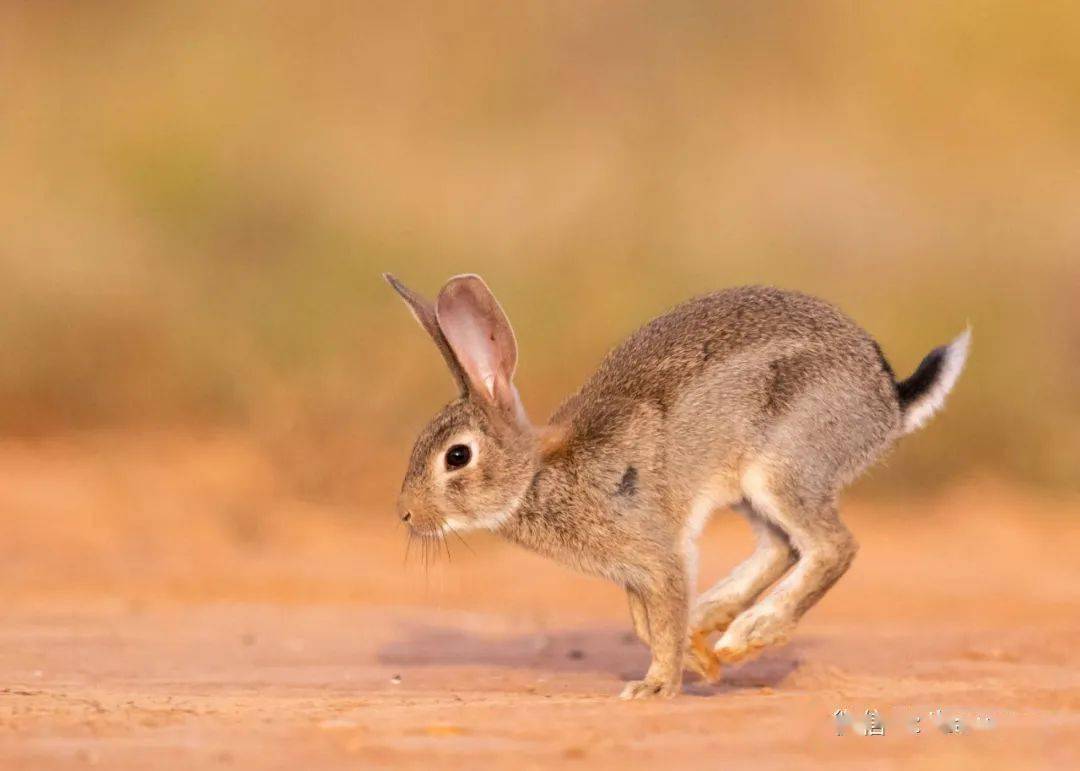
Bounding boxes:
[686,630,722,682]
[619,676,679,700]
[689,600,740,638]
[712,606,794,664]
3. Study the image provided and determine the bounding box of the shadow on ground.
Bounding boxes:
[377,622,803,695]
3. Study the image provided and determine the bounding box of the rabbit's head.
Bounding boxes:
[386,274,536,537]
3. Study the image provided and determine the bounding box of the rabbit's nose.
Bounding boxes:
[396,492,417,523]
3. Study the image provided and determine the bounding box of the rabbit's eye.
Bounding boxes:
[445,444,472,470]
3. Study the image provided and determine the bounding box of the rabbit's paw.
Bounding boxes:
[686,631,722,682]
[712,606,794,664]
[619,677,679,700]
[689,599,740,638]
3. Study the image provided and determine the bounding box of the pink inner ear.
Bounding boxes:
[435,276,518,407]
[439,308,500,398]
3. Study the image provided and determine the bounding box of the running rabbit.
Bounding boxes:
[385,273,970,699]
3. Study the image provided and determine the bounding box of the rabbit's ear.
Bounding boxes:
[384,273,469,394]
[435,274,526,420]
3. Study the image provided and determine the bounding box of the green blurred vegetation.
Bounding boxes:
[0,1,1077,498]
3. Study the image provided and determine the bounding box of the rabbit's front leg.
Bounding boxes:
[630,586,720,683]
[620,569,687,699]
[626,588,652,645]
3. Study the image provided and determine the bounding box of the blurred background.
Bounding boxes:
[3,7,1079,765]
[1,0,1078,521]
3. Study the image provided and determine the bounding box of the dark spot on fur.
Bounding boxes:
[763,360,784,415]
[763,354,816,416]
[615,466,638,496]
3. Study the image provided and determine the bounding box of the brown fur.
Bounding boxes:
[386,275,969,699]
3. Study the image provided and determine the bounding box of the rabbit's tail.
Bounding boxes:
[895,327,972,435]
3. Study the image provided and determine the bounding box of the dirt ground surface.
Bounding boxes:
[0,436,1077,769]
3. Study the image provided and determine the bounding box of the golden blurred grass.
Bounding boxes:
[0,2,1077,497]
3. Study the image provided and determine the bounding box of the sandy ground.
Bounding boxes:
[0,435,1077,769]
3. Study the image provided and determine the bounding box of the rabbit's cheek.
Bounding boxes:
[439,475,474,513]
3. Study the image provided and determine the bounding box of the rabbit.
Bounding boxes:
[385,273,970,699]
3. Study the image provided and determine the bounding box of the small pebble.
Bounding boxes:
[390,674,402,685]
[567,649,585,660]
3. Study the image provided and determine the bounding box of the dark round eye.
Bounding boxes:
[445,444,472,470]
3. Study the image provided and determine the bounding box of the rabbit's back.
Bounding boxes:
[552,286,900,458]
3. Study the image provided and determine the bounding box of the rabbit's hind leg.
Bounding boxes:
[713,466,857,664]
[689,502,795,646]
[690,503,794,634]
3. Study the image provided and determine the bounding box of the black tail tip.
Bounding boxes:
[896,346,947,409]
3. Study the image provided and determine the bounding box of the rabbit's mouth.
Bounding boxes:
[399,494,522,539]
[438,515,481,536]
